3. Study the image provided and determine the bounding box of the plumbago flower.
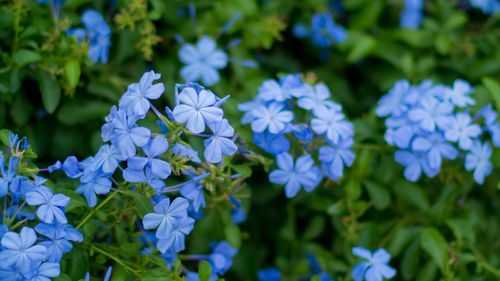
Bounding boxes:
[377,79,499,184]
[48,70,245,277]
[400,0,423,29]
[239,73,355,198]
[177,11,257,86]
[0,133,83,280]
[293,11,347,48]
[352,247,396,281]
[67,9,111,64]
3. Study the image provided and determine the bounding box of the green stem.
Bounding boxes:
[89,244,140,276]
[76,189,120,230]
[470,246,500,278]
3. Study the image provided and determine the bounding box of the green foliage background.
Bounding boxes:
[2,0,500,280]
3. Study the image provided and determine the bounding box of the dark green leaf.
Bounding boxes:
[13,49,41,66]
[65,60,81,88]
[420,227,448,275]
[39,73,61,114]
[199,260,212,281]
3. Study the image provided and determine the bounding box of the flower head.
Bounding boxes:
[26,187,70,224]
[352,247,396,281]
[179,36,228,86]
[465,141,493,184]
[119,71,165,115]
[0,227,47,272]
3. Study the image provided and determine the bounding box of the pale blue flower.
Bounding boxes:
[156,216,195,253]
[251,103,293,134]
[311,107,353,144]
[173,87,224,133]
[465,141,493,184]
[34,223,73,263]
[408,98,454,132]
[411,132,458,170]
[444,79,476,108]
[181,183,205,212]
[143,197,189,237]
[127,135,171,179]
[395,150,439,181]
[111,110,151,158]
[376,80,412,117]
[269,153,322,198]
[179,36,228,86]
[310,12,347,47]
[0,227,47,272]
[26,187,70,224]
[444,112,481,150]
[76,176,112,207]
[119,71,165,115]
[319,137,356,180]
[204,119,238,163]
[172,143,201,163]
[253,132,290,155]
[90,145,124,174]
[352,247,396,281]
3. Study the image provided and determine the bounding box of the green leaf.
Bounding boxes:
[482,77,500,113]
[39,74,61,114]
[224,223,242,249]
[56,100,112,125]
[302,215,325,240]
[420,227,448,275]
[53,273,72,281]
[0,129,11,146]
[199,260,212,281]
[65,60,81,88]
[233,164,252,178]
[364,181,391,210]
[392,181,430,211]
[127,190,154,217]
[401,239,421,279]
[141,268,173,281]
[13,49,41,66]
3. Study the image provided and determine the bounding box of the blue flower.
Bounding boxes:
[411,132,458,170]
[26,187,70,224]
[257,268,281,281]
[110,110,151,158]
[179,36,228,86]
[173,87,224,133]
[251,102,294,134]
[204,119,238,163]
[253,132,290,155]
[255,77,301,103]
[23,262,60,281]
[311,107,353,144]
[68,10,111,64]
[465,141,493,184]
[408,98,454,132]
[395,150,439,181]
[90,145,124,174]
[181,183,206,212]
[444,79,476,108]
[143,197,189,238]
[127,135,171,179]
[0,227,47,272]
[310,12,347,47]
[376,80,412,117]
[172,143,201,163]
[76,176,112,207]
[400,0,423,29]
[269,153,322,198]
[0,155,19,197]
[352,247,396,281]
[34,223,74,262]
[230,195,246,225]
[292,124,314,142]
[156,216,195,253]
[208,241,238,275]
[119,71,165,116]
[319,137,356,180]
[444,112,481,150]
[123,168,165,194]
[297,83,342,115]
[48,156,83,178]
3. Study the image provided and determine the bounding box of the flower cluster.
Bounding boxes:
[293,11,348,48]
[67,9,111,64]
[377,79,500,184]
[0,133,83,280]
[400,0,423,29]
[49,70,242,272]
[239,74,355,198]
